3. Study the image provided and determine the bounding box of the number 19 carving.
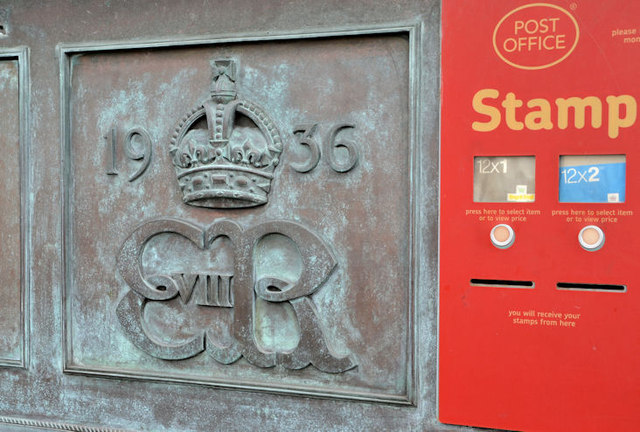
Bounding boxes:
[104,126,153,182]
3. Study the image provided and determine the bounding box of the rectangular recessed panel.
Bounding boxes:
[473,156,535,203]
[62,31,416,404]
[0,55,26,367]
[559,155,626,203]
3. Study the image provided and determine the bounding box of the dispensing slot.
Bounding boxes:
[557,282,626,292]
[471,279,534,288]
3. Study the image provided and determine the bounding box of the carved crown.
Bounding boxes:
[169,59,283,209]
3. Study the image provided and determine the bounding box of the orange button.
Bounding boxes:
[490,224,515,249]
[578,225,604,251]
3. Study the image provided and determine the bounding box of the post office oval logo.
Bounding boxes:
[493,3,579,70]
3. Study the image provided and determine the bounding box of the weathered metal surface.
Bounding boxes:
[63,32,413,403]
[0,50,28,368]
[0,1,451,431]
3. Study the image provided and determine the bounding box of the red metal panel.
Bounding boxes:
[440,1,640,431]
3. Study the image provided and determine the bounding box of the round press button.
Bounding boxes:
[490,224,515,249]
[579,225,605,251]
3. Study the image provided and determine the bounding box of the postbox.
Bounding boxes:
[0,1,440,430]
[440,2,640,431]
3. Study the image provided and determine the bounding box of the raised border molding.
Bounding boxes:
[58,22,422,405]
[0,415,133,432]
[0,46,31,369]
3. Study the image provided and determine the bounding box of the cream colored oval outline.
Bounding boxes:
[492,3,580,70]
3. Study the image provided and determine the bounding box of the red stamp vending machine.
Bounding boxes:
[440,1,640,431]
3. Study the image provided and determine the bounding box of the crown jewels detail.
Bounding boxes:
[169,59,283,209]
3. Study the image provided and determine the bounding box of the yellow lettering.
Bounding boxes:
[501,92,524,130]
[555,97,602,129]
[539,18,549,33]
[472,89,501,132]
[469,90,637,138]
[525,98,553,130]
[514,20,524,34]
[607,95,637,139]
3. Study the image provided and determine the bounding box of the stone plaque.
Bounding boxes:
[62,28,417,403]
[0,49,28,368]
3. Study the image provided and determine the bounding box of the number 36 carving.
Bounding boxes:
[291,123,359,174]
